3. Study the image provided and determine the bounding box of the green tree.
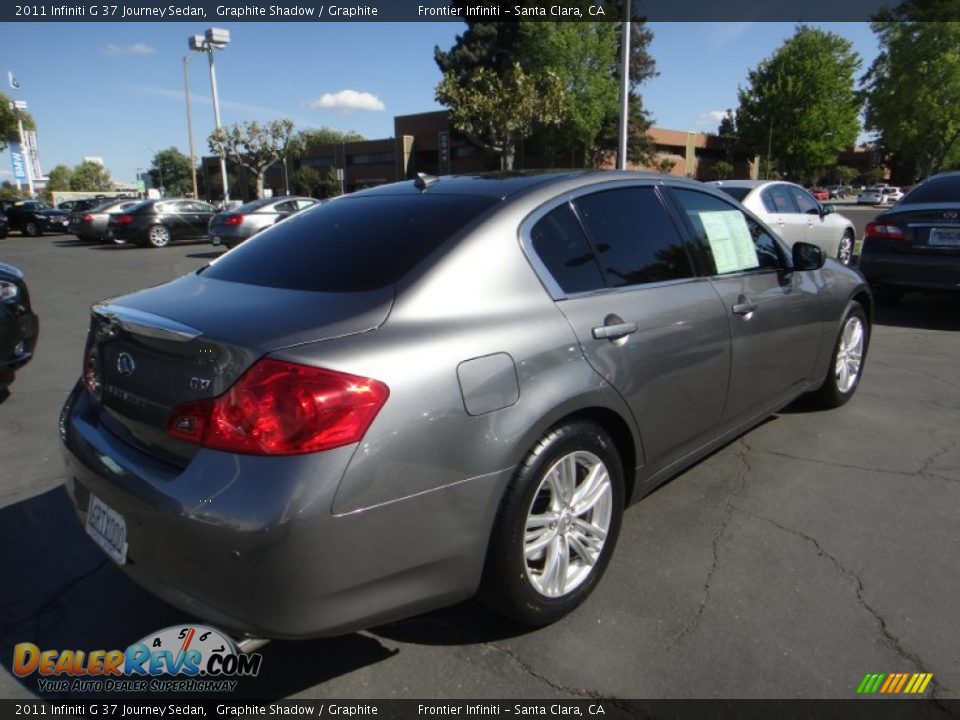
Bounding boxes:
[862,21,960,182]
[70,161,112,192]
[291,166,321,197]
[208,119,296,199]
[436,62,565,170]
[655,157,677,174]
[45,164,73,192]
[295,128,366,153]
[0,92,36,153]
[711,160,734,180]
[736,25,861,183]
[149,147,197,197]
[717,110,738,163]
[833,165,859,185]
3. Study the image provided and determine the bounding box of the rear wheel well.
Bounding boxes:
[852,290,873,331]
[553,407,638,504]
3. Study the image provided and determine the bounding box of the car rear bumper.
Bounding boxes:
[859,245,960,292]
[60,383,502,638]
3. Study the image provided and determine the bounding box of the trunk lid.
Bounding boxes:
[86,272,393,466]
[883,204,960,255]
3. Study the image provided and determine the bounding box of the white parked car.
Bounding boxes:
[708,180,857,265]
[858,185,903,205]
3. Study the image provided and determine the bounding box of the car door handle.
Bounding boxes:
[592,322,637,340]
[732,302,758,316]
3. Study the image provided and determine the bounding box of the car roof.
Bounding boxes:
[707,179,775,189]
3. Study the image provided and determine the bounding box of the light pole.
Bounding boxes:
[617,0,631,171]
[182,55,199,199]
[189,28,230,203]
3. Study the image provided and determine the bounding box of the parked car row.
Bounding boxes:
[0,199,71,236]
[858,185,903,206]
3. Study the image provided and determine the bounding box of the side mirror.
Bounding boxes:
[821,204,835,215]
[792,241,826,271]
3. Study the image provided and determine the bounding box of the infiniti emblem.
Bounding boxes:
[944,211,958,219]
[116,352,136,376]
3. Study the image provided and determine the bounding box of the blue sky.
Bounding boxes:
[0,22,880,184]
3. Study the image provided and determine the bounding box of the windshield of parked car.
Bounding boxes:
[204,193,499,292]
[900,176,960,204]
[714,187,751,202]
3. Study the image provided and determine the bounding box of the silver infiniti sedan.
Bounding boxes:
[61,172,871,639]
[709,179,858,265]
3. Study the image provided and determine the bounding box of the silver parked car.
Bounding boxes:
[61,172,871,639]
[709,179,857,265]
[209,196,319,249]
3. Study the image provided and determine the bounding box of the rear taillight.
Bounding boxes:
[865,220,905,241]
[167,359,389,455]
[223,214,243,226]
[81,214,94,223]
[83,347,102,401]
[115,214,134,225]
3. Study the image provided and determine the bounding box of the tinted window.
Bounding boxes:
[763,185,797,213]
[672,189,783,274]
[530,203,605,295]
[204,194,498,292]
[902,176,960,204]
[789,187,819,214]
[573,187,693,287]
[273,201,297,213]
[296,199,317,210]
[235,198,274,213]
[715,186,750,202]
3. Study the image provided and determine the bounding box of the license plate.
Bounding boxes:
[929,228,960,246]
[85,494,128,565]
[211,235,221,246]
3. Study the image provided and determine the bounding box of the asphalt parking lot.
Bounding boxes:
[0,231,957,700]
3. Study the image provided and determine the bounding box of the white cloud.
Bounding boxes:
[102,43,155,56]
[695,110,727,127]
[309,90,385,113]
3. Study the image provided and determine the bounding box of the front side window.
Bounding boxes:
[762,185,797,214]
[529,203,605,295]
[789,187,820,215]
[573,187,694,287]
[672,188,783,275]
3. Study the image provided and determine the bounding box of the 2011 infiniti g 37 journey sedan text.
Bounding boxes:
[60,172,871,639]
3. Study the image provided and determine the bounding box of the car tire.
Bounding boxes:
[837,231,854,266]
[146,225,171,248]
[811,302,868,408]
[23,221,40,237]
[480,420,625,626]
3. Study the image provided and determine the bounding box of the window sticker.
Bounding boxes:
[698,211,759,274]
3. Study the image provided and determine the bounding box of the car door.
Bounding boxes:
[668,187,823,425]
[523,183,732,474]
[759,184,807,247]
[154,202,189,239]
[787,185,836,252]
[189,201,217,236]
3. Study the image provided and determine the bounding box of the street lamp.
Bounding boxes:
[189,28,230,203]
[182,55,199,199]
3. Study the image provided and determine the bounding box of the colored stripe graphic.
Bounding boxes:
[857,672,933,694]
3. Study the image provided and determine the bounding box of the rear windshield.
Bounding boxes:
[714,187,750,202]
[203,194,499,292]
[900,176,960,205]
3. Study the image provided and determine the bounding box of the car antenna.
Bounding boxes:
[414,172,439,191]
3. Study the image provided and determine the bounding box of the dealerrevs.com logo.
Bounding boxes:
[13,625,263,693]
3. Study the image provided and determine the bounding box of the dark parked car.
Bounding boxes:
[0,200,70,236]
[0,212,8,239]
[61,172,871,640]
[69,199,141,243]
[859,171,960,303]
[107,198,218,248]
[1,262,39,394]
[209,196,318,249]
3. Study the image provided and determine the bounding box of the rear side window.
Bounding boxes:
[789,187,819,214]
[204,194,498,292]
[761,185,796,213]
[672,188,783,274]
[715,186,750,203]
[901,176,960,204]
[530,203,605,294]
[573,187,694,287]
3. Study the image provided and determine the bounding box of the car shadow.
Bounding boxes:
[51,239,91,248]
[369,600,532,647]
[0,487,397,700]
[186,251,224,260]
[873,293,960,331]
